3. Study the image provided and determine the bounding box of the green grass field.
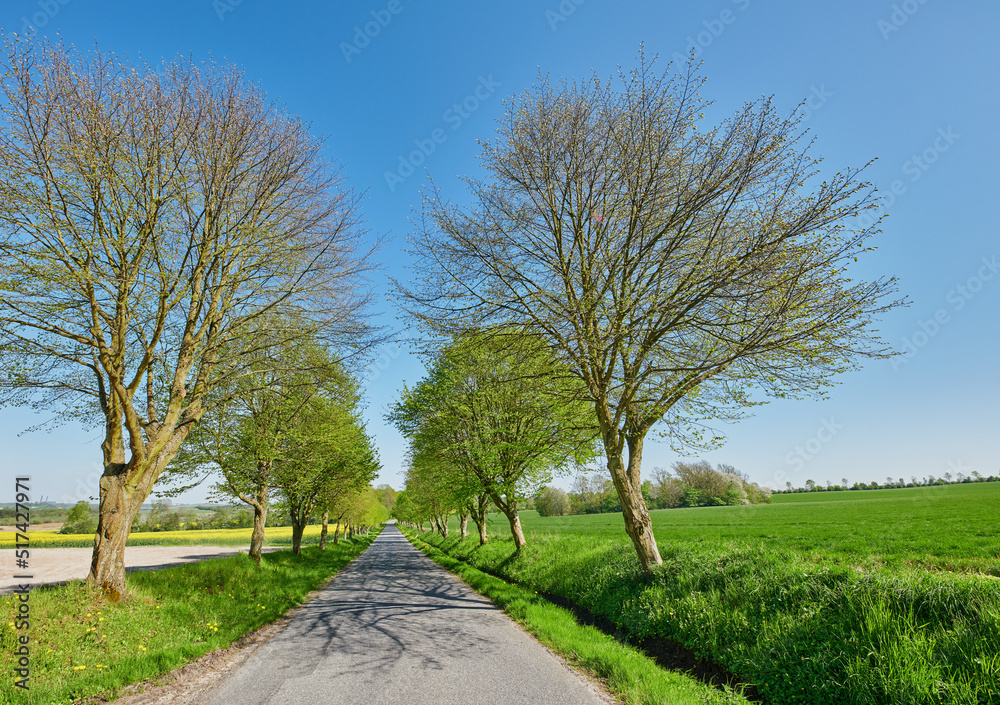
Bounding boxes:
[418,483,1000,705]
[499,482,1000,576]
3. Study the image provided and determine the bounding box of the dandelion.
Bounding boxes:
[74,665,86,670]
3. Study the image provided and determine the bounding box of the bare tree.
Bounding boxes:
[0,38,379,598]
[395,54,902,572]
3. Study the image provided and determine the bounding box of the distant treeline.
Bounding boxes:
[0,506,72,524]
[776,470,999,494]
[58,500,317,535]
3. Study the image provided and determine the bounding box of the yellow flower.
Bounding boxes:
[74,665,86,670]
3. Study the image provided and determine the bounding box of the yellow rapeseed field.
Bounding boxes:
[0,524,332,548]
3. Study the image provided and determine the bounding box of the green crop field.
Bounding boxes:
[492,482,1000,575]
[420,482,1000,704]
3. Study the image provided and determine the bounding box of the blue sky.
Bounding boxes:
[1,0,998,504]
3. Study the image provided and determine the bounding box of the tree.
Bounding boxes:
[60,501,97,535]
[167,322,351,562]
[388,332,596,548]
[277,391,379,555]
[0,39,379,598]
[396,54,902,572]
[376,485,398,514]
[535,486,570,517]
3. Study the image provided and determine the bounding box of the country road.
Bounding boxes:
[199,523,613,705]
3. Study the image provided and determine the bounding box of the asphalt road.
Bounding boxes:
[201,523,612,705]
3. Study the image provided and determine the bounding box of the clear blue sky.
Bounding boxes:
[2,0,998,504]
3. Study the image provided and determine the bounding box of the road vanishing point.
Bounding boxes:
[201,523,612,704]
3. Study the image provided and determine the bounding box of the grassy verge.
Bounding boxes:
[414,529,1000,705]
[400,527,751,705]
[0,532,376,704]
[0,524,338,549]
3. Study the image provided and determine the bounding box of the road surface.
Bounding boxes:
[200,523,612,705]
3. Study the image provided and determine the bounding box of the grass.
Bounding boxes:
[505,482,1000,576]
[0,523,337,549]
[418,484,1000,705]
[0,533,375,705]
[401,527,751,705]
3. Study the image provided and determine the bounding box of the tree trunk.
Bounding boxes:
[333,512,345,545]
[248,494,268,565]
[291,520,306,555]
[459,512,469,539]
[438,514,449,538]
[506,510,526,549]
[88,467,141,602]
[319,511,330,550]
[471,493,489,546]
[89,415,191,599]
[606,431,662,574]
[490,492,526,549]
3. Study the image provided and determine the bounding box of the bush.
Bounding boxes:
[59,501,97,534]
[535,486,571,517]
[653,462,771,508]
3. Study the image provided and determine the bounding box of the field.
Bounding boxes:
[418,483,1000,704]
[0,523,337,549]
[505,482,1000,575]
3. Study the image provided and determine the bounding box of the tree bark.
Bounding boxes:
[606,431,662,574]
[459,512,469,539]
[319,511,330,550]
[88,467,141,602]
[489,492,526,549]
[333,512,345,545]
[247,487,268,565]
[291,515,307,555]
[471,493,489,546]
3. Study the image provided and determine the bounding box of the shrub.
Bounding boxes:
[59,501,97,534]
[535,486,571,516]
